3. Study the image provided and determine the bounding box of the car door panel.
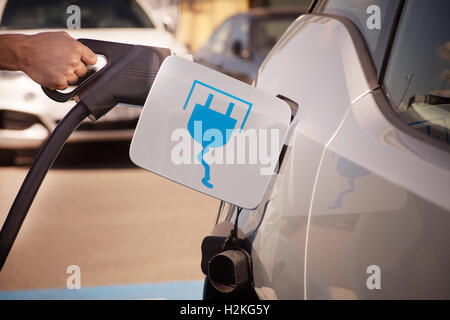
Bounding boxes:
[250,14,372,299]
[306,92,450,299]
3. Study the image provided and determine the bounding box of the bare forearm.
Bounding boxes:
[0,34,28,71]
[0,32,96,89]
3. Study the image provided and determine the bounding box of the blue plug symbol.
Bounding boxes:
[187,93,237,188]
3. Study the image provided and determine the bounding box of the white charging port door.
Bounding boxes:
[130,56,290,209]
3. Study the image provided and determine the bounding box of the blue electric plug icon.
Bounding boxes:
[187,94,237,188]
[183,80,252,189]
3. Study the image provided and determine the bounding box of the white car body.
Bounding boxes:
[0,0,189,153]
[207,0,450,300]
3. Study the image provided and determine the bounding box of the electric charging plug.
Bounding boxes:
[187,93,237,188]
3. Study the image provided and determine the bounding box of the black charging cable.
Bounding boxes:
[0,101,90,270]
[232,207,243,238]
[225,206,243,249]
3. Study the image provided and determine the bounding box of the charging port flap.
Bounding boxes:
[130,56,291,209]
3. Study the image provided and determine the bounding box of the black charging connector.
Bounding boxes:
[200,207,245,275]
[0,39,171,270]
[42,39,171,120]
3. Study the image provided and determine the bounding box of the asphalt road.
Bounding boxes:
[0,142,219,293]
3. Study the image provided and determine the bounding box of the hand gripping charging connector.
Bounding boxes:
[0,39,171,270]
[43,39,171,120]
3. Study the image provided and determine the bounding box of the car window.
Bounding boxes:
[316,0,401,75]
[0,0,154,29]
[229,17,250,53]
[383,0,450,147]
[209,17,234,54]
[252,14,299,57]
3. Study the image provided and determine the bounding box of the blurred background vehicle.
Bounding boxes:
[0,0,189,165]
[194,8,303,84]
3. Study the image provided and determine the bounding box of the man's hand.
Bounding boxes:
[0,32,97,90]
